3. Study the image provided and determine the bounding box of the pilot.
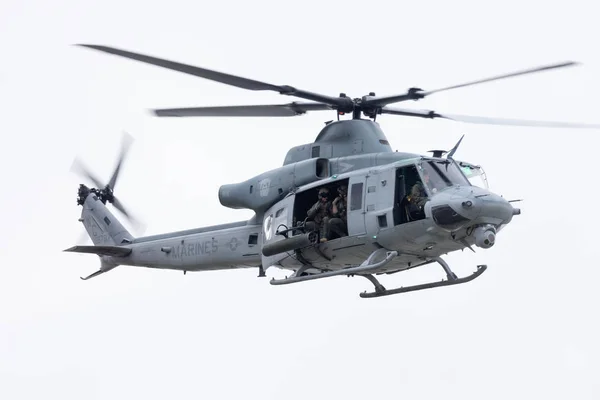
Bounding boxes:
[328,184,348,239]
[406,180,428,219]
[305,187,333,242]
[420,167,440,193]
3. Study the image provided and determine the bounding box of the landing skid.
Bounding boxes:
[359,264,487,298]
[269,248,487,298]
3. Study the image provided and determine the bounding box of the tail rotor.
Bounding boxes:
[70,132,145,240]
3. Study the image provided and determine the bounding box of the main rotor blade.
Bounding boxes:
[152,102,334,117]
[76,44,350,108]
[423,61,579,96]
[108,131,134,190]
[380,106,600,129]
[365,61,580,107]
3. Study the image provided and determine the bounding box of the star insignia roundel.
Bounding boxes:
[228,237,240,251]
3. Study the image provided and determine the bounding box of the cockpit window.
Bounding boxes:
[418,160,471,194]
[458,162,489,189]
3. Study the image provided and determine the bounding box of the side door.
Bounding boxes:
[364,168,395,236]
[347,174,366,236]
[260,195,295,269]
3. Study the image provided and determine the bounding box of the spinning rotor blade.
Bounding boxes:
[111,196,146,235]
[364,61,579,108]
[380,107,600,129]
[111,196,131,219]
[108,131,134,190]
[153,102,334,117]
[70,158,104,188]
[77,45,351,108]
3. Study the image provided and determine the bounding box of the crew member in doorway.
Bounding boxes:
[407,180,428,220]
[306,187,333,242]
[328,184,348,239]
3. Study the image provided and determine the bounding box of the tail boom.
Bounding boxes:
[115,222,263,272]
[66,211,264,279]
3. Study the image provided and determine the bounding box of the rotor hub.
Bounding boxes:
[76,183,116,206]
[102,185,114,203]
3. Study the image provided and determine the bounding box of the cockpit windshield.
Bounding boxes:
[457,161,489,189]
[418,159,471,194]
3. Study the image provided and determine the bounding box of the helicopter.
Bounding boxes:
[64,45,600,298]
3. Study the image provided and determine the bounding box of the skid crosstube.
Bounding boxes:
[359,264,487,298]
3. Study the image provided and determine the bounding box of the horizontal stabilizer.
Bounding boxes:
[64,245,132,257]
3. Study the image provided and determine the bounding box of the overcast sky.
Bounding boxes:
[1,1,599,399]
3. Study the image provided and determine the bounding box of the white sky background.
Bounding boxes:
[1,0,599,398]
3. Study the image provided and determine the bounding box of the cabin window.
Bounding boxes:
[316,158,329,178]
[248,234,258,245]
[350,182,363,211]
[275,208,284,217]
[378,214,388,228]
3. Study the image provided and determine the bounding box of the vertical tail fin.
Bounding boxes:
[80,192,134,245]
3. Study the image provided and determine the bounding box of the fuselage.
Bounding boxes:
[97,154,518,276]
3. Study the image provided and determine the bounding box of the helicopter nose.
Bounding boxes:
[477,192,517,226]
[427,187,518,233]
[425,186,481,231]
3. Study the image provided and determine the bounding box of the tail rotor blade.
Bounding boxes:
[108,132,134,190]
[112,196,146,236]
[111,196,130,219]
[70,157,104,188]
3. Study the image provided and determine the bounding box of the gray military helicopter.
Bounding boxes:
[65,45,600,297]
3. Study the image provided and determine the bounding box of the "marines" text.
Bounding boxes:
[170,239,218,259]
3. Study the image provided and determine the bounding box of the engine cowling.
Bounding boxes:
[218,157,330,213]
